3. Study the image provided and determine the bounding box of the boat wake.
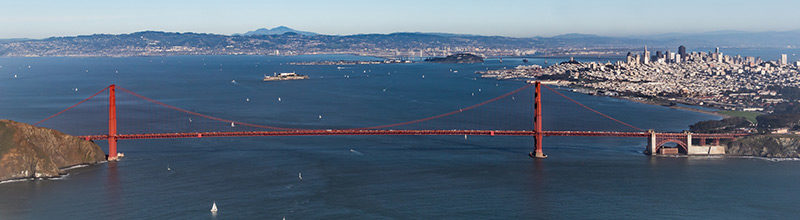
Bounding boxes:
[0,173,71,185]
[727,156,800,162]
[61,164,89,171]
[349,148,364,156]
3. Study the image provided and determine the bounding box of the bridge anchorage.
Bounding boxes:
[36,81,748,160]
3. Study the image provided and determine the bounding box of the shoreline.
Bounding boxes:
[0,161,105,184]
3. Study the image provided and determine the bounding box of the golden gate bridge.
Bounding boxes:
[33,82,747,161]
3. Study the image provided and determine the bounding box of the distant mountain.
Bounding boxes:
[0,31,542,57]
[0,38,33,43]
[241,26,318,36]
[635,30,800,48]
[3,29,800,57]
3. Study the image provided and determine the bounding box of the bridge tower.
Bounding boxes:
[531,81,547,159]
[108,84,118,160]
[646,130,657,155]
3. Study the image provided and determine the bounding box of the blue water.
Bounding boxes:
[0,55,798,219]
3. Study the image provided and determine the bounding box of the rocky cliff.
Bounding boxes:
[727,134,800,158]
[0,120,106,181]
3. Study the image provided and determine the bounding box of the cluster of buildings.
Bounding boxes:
[478,46,800,112]
[624,46,798,68]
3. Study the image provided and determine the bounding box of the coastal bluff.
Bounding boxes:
[727,134,800,158]
[0,119,106,181]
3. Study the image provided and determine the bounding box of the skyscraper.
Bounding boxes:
[780,54,788,66]
[678,45,686,57]
[642,45,650,64]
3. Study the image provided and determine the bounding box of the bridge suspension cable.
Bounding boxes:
[117,84,533,131]
[34,85,110,126]
[355,83,533,129]
[116,86,299,130]
[541,84,644,131]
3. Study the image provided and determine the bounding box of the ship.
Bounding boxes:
[263,72,309,81]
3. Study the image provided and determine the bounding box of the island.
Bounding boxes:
[0,119,106,182]
[424,53,484,63]
[263,72,310,81]
[288,59,412,65]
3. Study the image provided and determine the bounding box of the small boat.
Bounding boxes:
[298,172,303,181]
[523,58,529,63]
[210,202,218,213]
[278,97,282,102]
[318,115,323,119]
[245,98,250,102]
[230,122,235,127]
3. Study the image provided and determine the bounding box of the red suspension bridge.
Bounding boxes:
[34,82,748,160]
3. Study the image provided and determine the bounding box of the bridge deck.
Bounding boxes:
[77,130,747,141]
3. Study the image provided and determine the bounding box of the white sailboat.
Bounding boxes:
[230,122,235,127]
[298,172,303,181]
[210,202,218,213]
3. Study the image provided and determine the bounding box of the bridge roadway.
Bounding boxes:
[77,130,747,141]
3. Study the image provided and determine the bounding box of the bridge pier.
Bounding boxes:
[686,132,692,150]
[646,130,657,155]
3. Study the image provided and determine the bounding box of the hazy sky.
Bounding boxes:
[2,0,800,38]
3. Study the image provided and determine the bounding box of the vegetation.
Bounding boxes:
[689,117,752,133]
[755,102,800,132]
[691,103,800,134]
[756,113,800,131]
[718,110,762,123]
[772,86,800,101]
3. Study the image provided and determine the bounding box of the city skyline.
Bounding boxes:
[3,0,800,39]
